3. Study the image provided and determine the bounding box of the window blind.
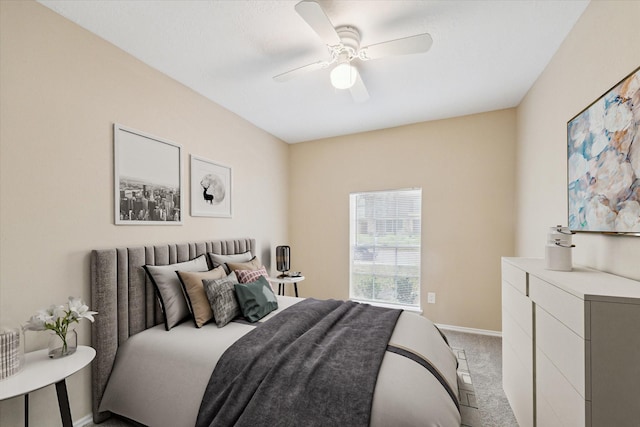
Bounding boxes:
[349,188,422,309]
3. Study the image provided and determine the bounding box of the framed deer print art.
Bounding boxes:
[190,155,232,218]
[114,124,182,225]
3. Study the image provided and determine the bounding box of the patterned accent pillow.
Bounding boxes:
[235,267,272,291]
[176,266,226,328]
[203,276,241,328]
[235,266,268,283]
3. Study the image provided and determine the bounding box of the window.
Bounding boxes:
[349,188,421,310]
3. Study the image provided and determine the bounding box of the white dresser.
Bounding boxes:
[501,257,640,427]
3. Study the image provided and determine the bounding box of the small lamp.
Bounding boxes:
[276,245,290,276]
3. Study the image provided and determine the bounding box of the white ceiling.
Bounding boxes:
[38,0,589,143]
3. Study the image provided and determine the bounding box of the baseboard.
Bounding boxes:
[437,323,502,337]
[74,413,93,427]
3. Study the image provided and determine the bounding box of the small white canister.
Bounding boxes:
[0,325,24,380]
[545,225,575,271]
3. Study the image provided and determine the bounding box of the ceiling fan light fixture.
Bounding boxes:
[330,62,358,90]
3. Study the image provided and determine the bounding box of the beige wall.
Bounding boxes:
[2,0,639,425]
[516,0,640,280]
[289,109,517,331]
[0,2,288,426]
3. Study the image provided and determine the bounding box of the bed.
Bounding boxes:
[90,238,461,426]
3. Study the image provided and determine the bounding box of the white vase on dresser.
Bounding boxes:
[501,257,640,427]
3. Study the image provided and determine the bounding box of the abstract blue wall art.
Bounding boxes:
[567,67,640,235]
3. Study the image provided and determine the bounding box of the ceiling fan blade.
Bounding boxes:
[360,33,433,61]
[349,73,370,103]
[273,60,329,82]
[294,0,341,46]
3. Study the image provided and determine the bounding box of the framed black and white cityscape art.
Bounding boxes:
[114,124,182,225]
[567,66,640,235]
[190,155,232,218]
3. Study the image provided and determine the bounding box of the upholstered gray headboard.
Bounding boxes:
[90,238,255,423]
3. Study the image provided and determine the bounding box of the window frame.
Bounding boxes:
[349,188,422,312]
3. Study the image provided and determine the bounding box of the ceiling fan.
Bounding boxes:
[273,0,433,103]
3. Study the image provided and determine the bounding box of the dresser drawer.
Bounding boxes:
[502,339,534,427]
[536,305,586,398]
[536,393,561,427]
[530,275,585,338]
[503,308,533,369]
[502,260,527,295]
[537,347,586,427]
[503,280,533,336]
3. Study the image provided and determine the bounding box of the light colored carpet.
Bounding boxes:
[83,416,141,427]
[445,330,518,427]
[83,416,143,427]
[454,347,483,427]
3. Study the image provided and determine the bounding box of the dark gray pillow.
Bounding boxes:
[203,276,241,328]
[234,276,278,323]
[143,255,209,331]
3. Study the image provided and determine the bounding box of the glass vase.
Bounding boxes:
[48,328,77,358]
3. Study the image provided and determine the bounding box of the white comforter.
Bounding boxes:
[99,296,460,427]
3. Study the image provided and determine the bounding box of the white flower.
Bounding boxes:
[51,304,67,321]
[23,296,98,334]
[23,311,48,331]
[68,296,97,322]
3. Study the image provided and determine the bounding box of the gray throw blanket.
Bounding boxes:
[196,298,402,427]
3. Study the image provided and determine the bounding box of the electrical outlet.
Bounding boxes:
[427,292,436,304]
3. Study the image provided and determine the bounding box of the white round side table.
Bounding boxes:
[0,345,96,427]
[267,275,305,297]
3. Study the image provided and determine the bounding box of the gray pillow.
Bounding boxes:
[143,255,209,330]
[203,276,241,328]
[208,251,253,273]
[234,276,278,323]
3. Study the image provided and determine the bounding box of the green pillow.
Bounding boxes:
[234,276,278,322]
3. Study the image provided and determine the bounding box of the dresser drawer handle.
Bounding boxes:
[554,241,575,248]
[553,225,576,235]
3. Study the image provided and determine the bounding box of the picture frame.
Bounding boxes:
[567,66,640,235]
[114,124,182,225]
[190,155,232,218]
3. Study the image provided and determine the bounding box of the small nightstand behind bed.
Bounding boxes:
[267,274,305,297]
